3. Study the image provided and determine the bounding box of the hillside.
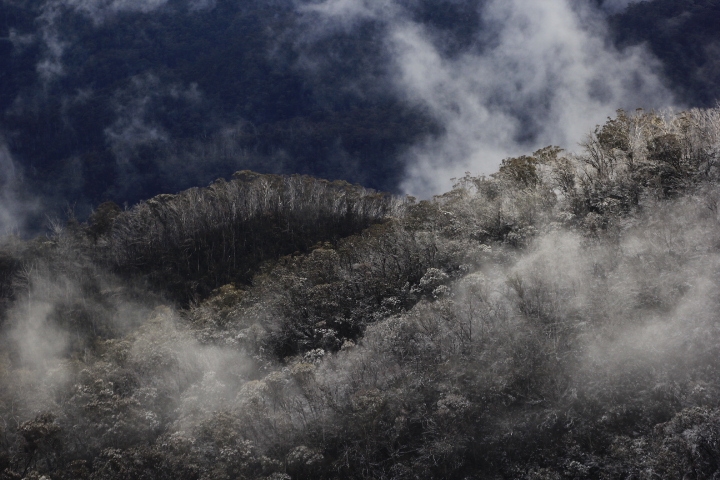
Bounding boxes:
[1,107,720,478]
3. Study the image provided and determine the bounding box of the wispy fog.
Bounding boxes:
[104,73,202,165]
[0,0,684,233]
[298,0,675,197]
[0,141,36,236]
[33,0,205,86]
[59,0,171,25]
[2,106,720,476]
[599,0,648,14]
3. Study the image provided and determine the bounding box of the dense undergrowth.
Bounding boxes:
[2,108,720,478]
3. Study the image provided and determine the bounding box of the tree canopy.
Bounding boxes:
[2,108,720,478]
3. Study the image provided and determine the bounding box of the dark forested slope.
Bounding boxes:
[2,108,720,478]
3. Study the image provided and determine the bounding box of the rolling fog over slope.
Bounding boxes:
[1,0,719,232]
[3,0,720,478]
[1,107,720,478]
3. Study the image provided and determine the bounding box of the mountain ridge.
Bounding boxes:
[2,107,720,478]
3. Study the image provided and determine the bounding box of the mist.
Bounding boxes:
[599,0,648,14]
[1,107,720,477]
[297,0,675,197]
[0,141,37,236]
[1,0,699,231]
[2,0,720,477]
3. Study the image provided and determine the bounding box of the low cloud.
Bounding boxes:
[0,140,37,236]
[62,0,170,26]
[298,0,676,197]
[299,0,402,31]
[105,73,202,165]
[599,0,648,14]
[32,0,210,87]
[36,2,67,85]
[104,74,172,164]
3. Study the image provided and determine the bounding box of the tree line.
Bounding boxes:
[1,108,720,478]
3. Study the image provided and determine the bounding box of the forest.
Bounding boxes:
[2,107,720,478]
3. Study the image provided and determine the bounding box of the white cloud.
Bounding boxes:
[298,0,675,197]
[36,2,67,85]
[0,140,38,236]
[64,0,170,24]
[32,0,208,86]
[104,74,176,163]
[600,0,647,14]
[34,0,165,86]
[298,0,401,29]
[7,29,36,51]
[187,0,216,12]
